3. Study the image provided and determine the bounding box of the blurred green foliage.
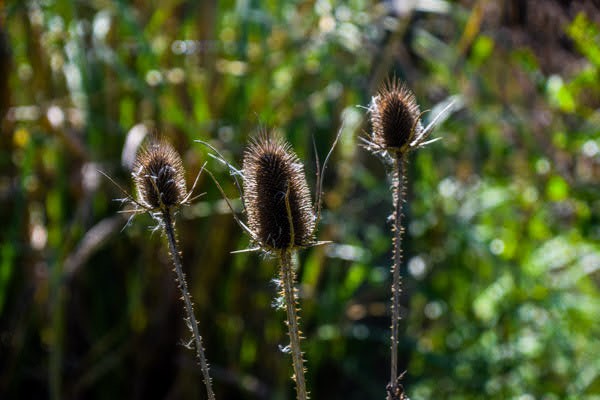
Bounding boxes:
[1,1,599,399]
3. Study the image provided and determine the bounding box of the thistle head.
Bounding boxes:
[132,139,187,210]
[369,78,423,156]
[242,133,315,251]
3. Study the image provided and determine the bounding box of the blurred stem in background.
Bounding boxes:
[49,270,64,400]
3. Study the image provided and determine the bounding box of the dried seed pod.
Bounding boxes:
[242,133,315,250]
[132,140,187,210]
[370,78,423,154]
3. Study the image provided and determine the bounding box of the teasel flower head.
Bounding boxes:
[365,77,452,159]
[242,133,316,251]
[113,137,215,400]
[132,139,188,210]
[370,78,422,153]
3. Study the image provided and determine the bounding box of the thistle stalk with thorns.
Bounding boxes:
[364,78,455,400]
[198,128,341,400]
[102,139,215,400]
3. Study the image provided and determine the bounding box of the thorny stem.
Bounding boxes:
[162,209,216,400]
[279,249,308,400]
[389,154,407,400]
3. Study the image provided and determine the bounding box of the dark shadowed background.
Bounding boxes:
[1,0,599,399]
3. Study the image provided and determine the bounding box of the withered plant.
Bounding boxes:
[363,78,454,400]
[103,138,215,400]
[199,129,340,400]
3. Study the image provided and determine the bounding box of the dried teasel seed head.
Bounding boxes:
[243,133,315,250]
[132,139,187,210]
[370,78,423,154]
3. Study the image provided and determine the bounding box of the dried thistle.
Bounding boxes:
[241,133,312,400]
[132,140,187,210]
[198,128,342,400]
[110,139,202,217]
[363,78,451,159]
[242,134,315,250]
[370,79,423,153]
[364,77,455,400]
[102,138,215,400]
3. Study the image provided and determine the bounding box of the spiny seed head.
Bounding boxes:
[242,133,315,250]
[132,139,187,210]
[370,78,422,154]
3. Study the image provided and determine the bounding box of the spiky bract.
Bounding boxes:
[370,78,423,154]
[243,133,315,250]
[132,140,187,210]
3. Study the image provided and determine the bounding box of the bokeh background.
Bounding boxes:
[1,0,600,399]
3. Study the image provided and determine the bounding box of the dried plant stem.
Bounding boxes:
[161,208,215,400]
[49,282,65,400]
[389,154,407,399]
[279,249,308,400]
